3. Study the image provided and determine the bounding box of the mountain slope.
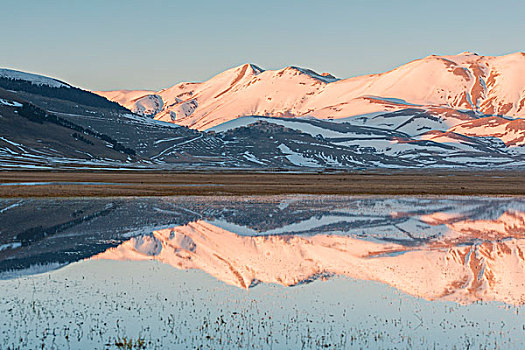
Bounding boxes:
[2,63,524,170]
[0,88,138,168]
[0,70,249,169]
[0,68,71,88]
[95,52,525,130]
[0,69,128,112]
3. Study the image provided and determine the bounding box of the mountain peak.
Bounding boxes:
[217,63,264,78]
[284,66,338,83]
[247,63,264,74]
[230,63,264,75]
[457,51,479,56]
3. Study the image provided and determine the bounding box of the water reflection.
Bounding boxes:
[94,214,525,305]
[1,196,524,305]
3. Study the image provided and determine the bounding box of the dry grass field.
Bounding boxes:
[0,170,523,197]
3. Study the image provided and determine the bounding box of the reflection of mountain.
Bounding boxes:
[2,196,524,300]
[0,198,202,275]
[95,213,525,305]
[422,209,525,240]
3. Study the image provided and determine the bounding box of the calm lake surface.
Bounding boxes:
[1,196,524,349]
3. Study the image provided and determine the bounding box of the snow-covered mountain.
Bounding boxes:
[95,52,525,132]
[2,56,525,170]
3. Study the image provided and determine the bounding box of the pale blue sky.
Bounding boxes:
[2,0,523,90]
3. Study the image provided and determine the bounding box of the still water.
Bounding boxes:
[0,196,524,349]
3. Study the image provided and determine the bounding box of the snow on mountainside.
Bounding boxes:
[0,68,70,88]
[95,52,525,131]
[449,116,525,146]
[2,56,524,170]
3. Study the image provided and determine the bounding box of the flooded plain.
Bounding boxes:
[0,196,524,349]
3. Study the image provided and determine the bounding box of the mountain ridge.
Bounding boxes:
[95,52,525,131]
[1,57,525,170]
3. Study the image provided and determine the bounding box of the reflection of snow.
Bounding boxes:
[95,208,525,305]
